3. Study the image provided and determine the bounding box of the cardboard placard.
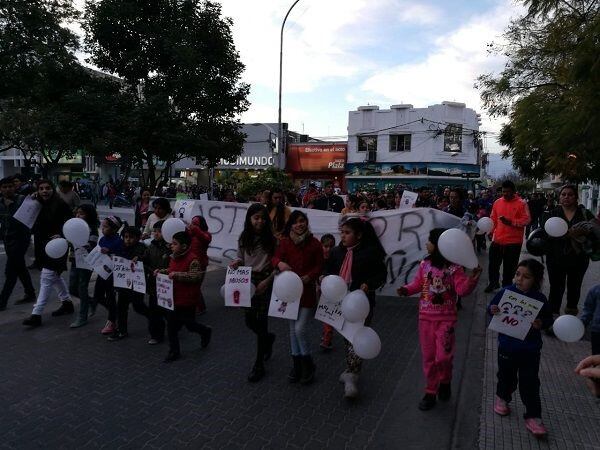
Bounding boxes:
[12,196,41,229]
[156,273,174,310]
[488,290,544,340]
[224,266,252,307]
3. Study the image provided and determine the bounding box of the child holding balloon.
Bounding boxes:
[488,259,552,437]
[94,216,124,335]
[69,204,99,328]
[229,204,277,382]
[324,217,386,399]
[273,210,324,385]
[397,228,481,411]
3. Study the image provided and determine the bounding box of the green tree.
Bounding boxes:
[0,0,133,177]
[236,168,294,200]
[84,0,250,193]
[477,0,600,183]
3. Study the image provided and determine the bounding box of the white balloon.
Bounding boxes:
[553,315,585,343]
[162,218,186,243]
[45,238,68,259]
[438,228,479,269]
[477,217,494,234]
[341,290,370,323]
[219,284,225,299]
[321,275,348,302]
[352,327,381,359]
[62,218,90,247]
[273,271,303,303]
[544,217,569,238]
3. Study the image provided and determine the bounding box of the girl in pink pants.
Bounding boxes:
[397,228,481,411]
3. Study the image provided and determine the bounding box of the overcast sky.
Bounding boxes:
[75,0,524,153]
[219,0,523,153]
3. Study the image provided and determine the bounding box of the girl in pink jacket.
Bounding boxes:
[397,228,482,411]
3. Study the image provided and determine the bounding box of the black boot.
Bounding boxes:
[288,356,302,383]
[51,300,74,317]
[164,351,181,363]
[247,363,265,382]
[438,383,451,401]
[200,326,212,348]
[23,314,42,327]
[264,333,276,361]
[418,394,436,410]
[14,294,36,305]
[300,355,316,385]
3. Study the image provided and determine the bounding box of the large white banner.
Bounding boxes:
[173,200,461,296]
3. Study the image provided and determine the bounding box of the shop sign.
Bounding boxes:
[287,143,347,172]
[219,156,274,167]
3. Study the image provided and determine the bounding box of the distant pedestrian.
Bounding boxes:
[57,180,81,212]
[397,228,481,410]
[581,284,600,355]
[484,180,530,293]
[314,182,344,213]
[488,259,552,437]
[142,198,172,239]
[542,184,595,316]
[0,177,36,311]
[134,188,152,230]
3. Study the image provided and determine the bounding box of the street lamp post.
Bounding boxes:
[277,0,302,157]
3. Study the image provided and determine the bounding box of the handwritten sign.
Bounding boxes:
[74,247,92,271]
[399,190,418,209]
[112,256,132,289]
[131,261,146,294]
[315,296,345,330]
[13,196,42,229]
[85,246,113,280]
[156,274,174,310]
[224,266,252,307]
[268,288,300,320]
[488,290,544,340]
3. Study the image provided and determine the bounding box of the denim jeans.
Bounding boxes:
[69,267,92,321]
[289,307,313,356]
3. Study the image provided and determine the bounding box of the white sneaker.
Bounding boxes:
[339,371,359,398]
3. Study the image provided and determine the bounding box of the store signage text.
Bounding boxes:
[219,156,274,167]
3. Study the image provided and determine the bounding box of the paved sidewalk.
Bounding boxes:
[479,254,600,449]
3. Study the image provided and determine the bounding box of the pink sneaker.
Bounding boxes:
[101,320,115,335]
[525,418,547,437]
[493,396,510,416]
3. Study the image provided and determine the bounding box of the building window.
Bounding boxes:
[357,135,377,153]
[390,134,411,152]
[443,123,463,152]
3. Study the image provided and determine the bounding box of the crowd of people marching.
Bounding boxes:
[1,175,600,438]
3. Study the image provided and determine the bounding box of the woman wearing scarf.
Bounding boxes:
[324,217,387,398]
[272,210,324,385]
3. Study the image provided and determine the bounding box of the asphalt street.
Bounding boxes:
[0,244,486,449]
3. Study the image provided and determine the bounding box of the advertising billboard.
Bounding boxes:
[287,143,347,173]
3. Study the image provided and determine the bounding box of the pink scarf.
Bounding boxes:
[339,245,356,284]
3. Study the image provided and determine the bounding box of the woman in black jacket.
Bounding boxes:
[23,180,74,327]
[324,217,387,399]
[542,184,595,317]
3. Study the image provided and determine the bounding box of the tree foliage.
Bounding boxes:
[477,0,600,183]
[83,0,250,192]
[236,168,294,200]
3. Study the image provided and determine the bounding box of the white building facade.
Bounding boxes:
[345,102,483,192]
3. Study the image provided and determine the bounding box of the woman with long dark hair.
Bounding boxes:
[273,210,324,384]
[543,184,595,316]
[23,180,74,327]
[229,204,277,382]
[134,188,152,230]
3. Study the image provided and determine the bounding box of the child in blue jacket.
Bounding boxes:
[581,284,600,355]
[488,259,553,438]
